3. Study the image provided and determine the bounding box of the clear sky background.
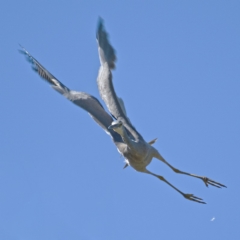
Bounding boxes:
[1,1,239,239]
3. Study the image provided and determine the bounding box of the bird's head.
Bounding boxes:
[108,120,124,135]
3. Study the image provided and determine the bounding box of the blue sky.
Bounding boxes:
[1,1,239,239]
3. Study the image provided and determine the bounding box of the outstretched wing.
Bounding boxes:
[96,18,116,69]
[96,19,143,141]
[19,46,123,143]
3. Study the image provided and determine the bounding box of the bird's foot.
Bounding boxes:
[183,193,206,204]
[202,177,227,188]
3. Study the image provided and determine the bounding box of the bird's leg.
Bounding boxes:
[143,169,206,204]
[153,149,226,188]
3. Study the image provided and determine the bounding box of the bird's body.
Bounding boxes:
[109,121,154,171]
[96,19,226,203]
[20,18,226,204]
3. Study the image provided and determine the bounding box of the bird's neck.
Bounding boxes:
[120,127,135,148]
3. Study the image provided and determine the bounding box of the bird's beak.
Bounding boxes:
[108,125,114,130]
[108,122,122,130]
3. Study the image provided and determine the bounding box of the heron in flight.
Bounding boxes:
[20,18,226,204]
[96,19,226,204]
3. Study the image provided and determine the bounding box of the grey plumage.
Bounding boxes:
[96,18,226,204]
[19,45,123,146]
[20,19,226,204]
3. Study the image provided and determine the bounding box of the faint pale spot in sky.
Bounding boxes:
[211,217,215,221]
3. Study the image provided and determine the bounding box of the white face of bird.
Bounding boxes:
[108,120,124,135]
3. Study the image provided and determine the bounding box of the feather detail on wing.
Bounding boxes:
[96,18,116,69]
[96,19,143,141]
[19,45,123,143]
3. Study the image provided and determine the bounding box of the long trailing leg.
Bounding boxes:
[143,169,206,204]
[153,149,227,188]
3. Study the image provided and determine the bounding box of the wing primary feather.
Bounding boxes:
[19,46,123,144]
[96,18,116,69]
